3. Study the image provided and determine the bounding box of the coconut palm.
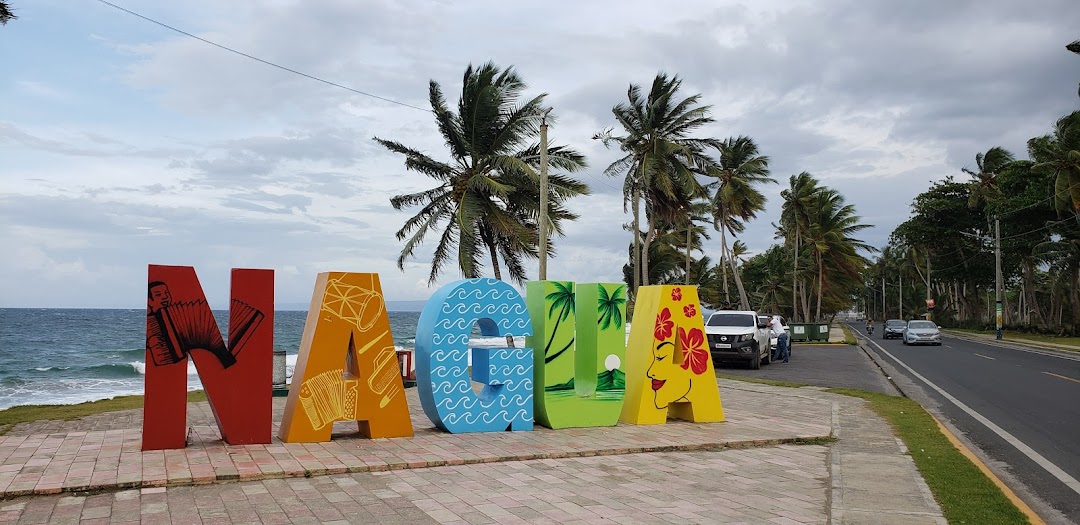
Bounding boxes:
[595,73,716,296]
[706,136,774,310]
[780,172,821,322]
[805,189,874,320]
[1030,111,1080,216]
[964,147,1015,209]
[0,2,15,25]
[376,62,588,285]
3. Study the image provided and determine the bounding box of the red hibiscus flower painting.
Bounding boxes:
[671,288,683,301]
[654,308,674,341]
[678,327,709,375]
[683,304,697,318]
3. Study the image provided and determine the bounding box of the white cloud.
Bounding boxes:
[2,0,1079,307]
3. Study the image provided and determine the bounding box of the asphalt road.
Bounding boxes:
[848,322,1080,525]
[714,341,899,395]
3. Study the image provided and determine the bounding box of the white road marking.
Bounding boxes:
[974,353,995,360]
[867,337,1080,497]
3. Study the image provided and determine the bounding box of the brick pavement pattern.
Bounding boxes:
[0,380,832,498]
[0,374,949,524]
[0,446,829,524]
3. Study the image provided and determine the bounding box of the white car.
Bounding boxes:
[704,310,772,369]
[902,320,942,346]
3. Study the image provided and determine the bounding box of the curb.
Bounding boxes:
[0,433,832,500]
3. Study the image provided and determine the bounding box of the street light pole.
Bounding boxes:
[882,275,886,319]
[995,217,1003,339]
[538,111,550,281]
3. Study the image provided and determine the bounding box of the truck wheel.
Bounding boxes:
[750,348,762,370]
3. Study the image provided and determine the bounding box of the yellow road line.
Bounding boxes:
[931,414,1045,525]
[1042,371,1080,384]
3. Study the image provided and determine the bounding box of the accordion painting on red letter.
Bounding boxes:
[142,265,274,450]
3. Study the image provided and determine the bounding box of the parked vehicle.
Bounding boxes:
[705,310,772,369]
[882,319,907,339]
[759,313,791,351]
[902,320,942,346]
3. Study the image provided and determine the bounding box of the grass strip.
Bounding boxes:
[825,388,1030,525]
[838,324,858,345]
[0,391,207,436]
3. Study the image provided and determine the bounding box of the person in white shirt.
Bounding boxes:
[768,315,790,363]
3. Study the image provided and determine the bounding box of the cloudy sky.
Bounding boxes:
[1,0,1077,308]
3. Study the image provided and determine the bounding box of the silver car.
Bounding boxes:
[902,320,942,346]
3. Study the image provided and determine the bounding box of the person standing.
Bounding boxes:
[769,315,790,363]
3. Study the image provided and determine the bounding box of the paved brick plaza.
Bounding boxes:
[0,377,946,524]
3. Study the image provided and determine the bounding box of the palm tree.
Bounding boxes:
[780,172,821,322]
[0,2,15,25]
[1030,111,1080,216]
[595,73,716,296]
[805,189,874,320]
[706,136,774,310]
[376,62,588,285]
[964,147,1015,209]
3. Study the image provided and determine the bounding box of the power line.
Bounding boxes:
[93,0,432,113]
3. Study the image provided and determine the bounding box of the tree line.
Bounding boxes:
[379,62,875,323]
[871,42,1080,332]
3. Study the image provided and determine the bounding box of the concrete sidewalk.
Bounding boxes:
[0,379,945,524]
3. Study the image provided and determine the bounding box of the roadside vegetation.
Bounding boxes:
[0,391,207,436]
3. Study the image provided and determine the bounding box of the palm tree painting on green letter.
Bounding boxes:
[544,282,576,364]
[597,284,626,331]
[595,284,627,392]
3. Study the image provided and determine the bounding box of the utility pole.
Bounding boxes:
[538,111,550,281]
[900,272,903,320]
[882,276,886,319]
[995,217,1003,339]
[926,255,932,322]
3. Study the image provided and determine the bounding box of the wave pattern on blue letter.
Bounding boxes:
[415,279,534,433]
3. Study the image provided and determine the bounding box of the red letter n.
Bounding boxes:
[142,265,274,450]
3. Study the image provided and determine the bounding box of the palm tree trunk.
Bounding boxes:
[486,242,515,348]
[792,225,799,322]
[728,244,751,310]
[1023,260,1045,329]
[1072,262,1080,331]
[632,187,641,296]
[719,225,730,305]
[815,251,824,322]
[685,223,692,285]
[642,218,656,286]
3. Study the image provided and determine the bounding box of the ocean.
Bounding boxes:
[0,308,526,410]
